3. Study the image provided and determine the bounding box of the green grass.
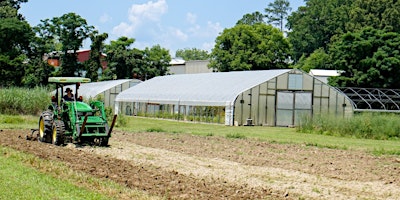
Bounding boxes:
[0,146,160,200]
[0,114,38,129]
[0,147,110,200]
[297,112,400,140]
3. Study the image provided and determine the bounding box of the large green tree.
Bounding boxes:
[36,13,94,77]
[0,0,33,87]
[265,0,291,32]
[209,23,291,72]
[287,0,352,62]
[104,36,136,80]
[175,48,209,61]
[142,45,171,80]
[329,27,400,88]
[236,11,265,25]
[85,32,108,81]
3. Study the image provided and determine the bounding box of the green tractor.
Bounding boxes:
[37,77,117,146]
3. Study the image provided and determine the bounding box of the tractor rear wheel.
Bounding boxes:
[52,120,65,146]
[38,111,53,143]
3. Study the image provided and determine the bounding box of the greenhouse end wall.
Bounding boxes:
[233,70,353,126]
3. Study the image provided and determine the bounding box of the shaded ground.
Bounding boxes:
[1,129,400,199]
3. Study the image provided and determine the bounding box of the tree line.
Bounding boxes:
[1,0,400,89]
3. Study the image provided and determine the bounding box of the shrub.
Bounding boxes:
[0,87,50,115]
[297,113,400,140]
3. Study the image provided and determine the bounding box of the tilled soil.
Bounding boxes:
[1,129,400,199]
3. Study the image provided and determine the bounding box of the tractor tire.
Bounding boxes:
[38,111,54,143]
[52,120,65,146]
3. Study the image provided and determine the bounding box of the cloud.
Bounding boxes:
[186,12,197,24]
[188,21,223,38]
[112,0,168,37]
[112,22,134,36]
[99,13,112,23]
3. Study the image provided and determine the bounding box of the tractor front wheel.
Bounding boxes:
[52,120,65,146]
[38,111,53,143]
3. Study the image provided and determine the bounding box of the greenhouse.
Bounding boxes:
[58,79,141,108]
[115,69,354,126]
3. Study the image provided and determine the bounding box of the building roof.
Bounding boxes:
[309,69,342,77]
[169,57,185,65]
[115,69,292,106]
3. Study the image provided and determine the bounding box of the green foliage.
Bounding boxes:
[265,0,291,31]
[296,48,331,72]
[329,27,400,88]
[297,112,400,140]
[287,0,352,61]
[0,87,50,115]
[35,13,95,77]
[175,48,209,61]
[142,44,171,79]
[236,12,265,25]
[104,36,136,80]
[0,2,34,87]
[209,23,291,72]
[85,32,108,81]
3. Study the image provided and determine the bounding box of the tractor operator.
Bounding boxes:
[63,88,74,101]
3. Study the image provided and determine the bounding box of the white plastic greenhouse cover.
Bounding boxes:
[56,79,139,98]
[115,69,291,106]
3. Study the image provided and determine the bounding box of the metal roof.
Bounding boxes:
[116,69,292,106]
[336,87,400,112]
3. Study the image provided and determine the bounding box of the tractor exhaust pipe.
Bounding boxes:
[107,115,117,137]
[79,114,88,138]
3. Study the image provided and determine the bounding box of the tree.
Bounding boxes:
[175,48,209,61]
[0,0,28,20]
[286,0,352,62]
[296,48,331,72]
[0,1,33,86]
[329,27,400,88]
[236,11,265,25]
[209,23,291,72]
[265,0,291,32]
[36,13,94,77]
[104,36,136,79]
[141,45,171,80]
[85,32,108,81]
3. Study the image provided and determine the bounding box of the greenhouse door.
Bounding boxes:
[276,91,312,126]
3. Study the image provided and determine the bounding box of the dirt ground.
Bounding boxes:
[1,129,400,200]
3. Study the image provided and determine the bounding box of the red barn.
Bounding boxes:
[47,50,108,69]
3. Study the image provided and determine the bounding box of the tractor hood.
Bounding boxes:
[73,101,93,112]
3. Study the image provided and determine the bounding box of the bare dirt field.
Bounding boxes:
[1,129,400,199]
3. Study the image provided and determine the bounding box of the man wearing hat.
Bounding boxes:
[63,88,74,101]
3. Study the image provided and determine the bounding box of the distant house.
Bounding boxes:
[45,49,108,69]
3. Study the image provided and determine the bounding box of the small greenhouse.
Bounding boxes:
[58,79,141,108]
[115,69,354,126]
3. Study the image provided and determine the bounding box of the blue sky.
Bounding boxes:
[20,0,305,56]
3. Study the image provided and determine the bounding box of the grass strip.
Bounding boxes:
[0,145,160,200]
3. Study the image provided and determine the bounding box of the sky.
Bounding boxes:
[20,0,305,56]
